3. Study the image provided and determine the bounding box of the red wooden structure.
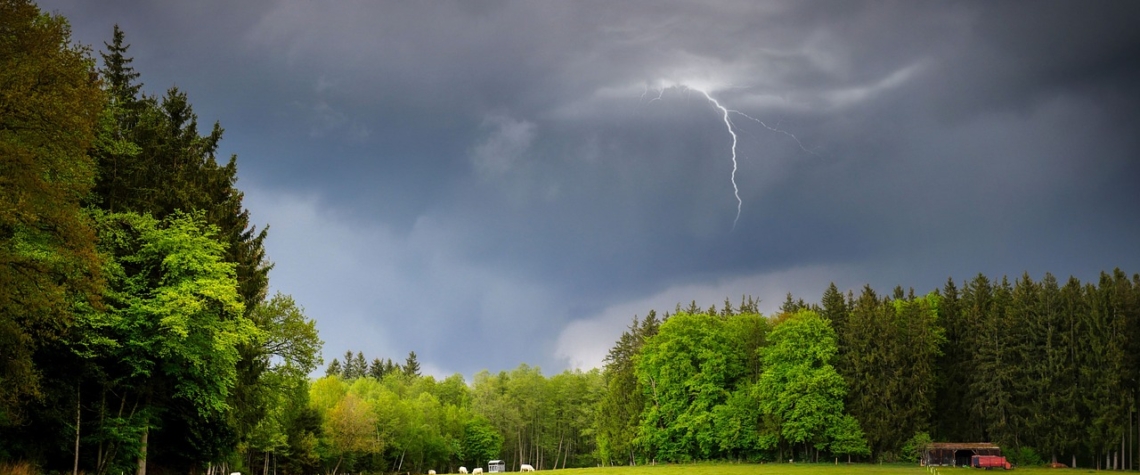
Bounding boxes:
[972,455,1013,470]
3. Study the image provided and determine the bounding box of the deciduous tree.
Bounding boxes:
[0,0,104,424]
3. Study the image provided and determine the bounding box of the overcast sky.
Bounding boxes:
[40,0,1140,378]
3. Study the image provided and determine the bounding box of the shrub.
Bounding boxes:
[900,432,932,463]
[1006,446,1044,467]
[0,462,37,475]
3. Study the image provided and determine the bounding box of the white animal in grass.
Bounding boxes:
[520,465,535,472]
[459,468,468,474]
[472,469,483,475]
[428,471,436,475]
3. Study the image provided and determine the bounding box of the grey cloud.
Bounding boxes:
[39,0,1140,375]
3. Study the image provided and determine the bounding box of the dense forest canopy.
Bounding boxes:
[4,1,1140,474]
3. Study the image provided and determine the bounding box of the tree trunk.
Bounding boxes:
[263,451,269,475]
[553,434,563,470]
[136,426,148,475]
[564,437,571,469]
[74,383,81,475]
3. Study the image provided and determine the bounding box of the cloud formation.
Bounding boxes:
[43,0,1140,378]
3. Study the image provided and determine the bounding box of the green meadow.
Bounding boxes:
[540,464,1091,475]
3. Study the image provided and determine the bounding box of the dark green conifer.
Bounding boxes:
[325,358,342,378]
[403,351,421,378]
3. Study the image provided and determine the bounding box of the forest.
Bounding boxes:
[4,1,1140,474]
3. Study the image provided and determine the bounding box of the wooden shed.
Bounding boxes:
[922,442,1002,467]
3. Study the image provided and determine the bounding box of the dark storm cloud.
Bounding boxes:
[41,0,1140,374]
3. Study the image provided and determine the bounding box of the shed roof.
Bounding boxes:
[925,442,1001,450]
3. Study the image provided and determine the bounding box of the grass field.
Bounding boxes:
[539,462,1101,475]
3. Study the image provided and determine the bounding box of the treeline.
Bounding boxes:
[2,3,321,474]
[7,2,1140,474]
[595,272,1140,470]
[310,353,601,474]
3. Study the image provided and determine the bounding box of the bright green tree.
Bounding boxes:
[756,309,863,462]
[85,211,260,472]
[462,416,503,469]
[89,27,276,469]
[325,393,380,475]
[241,293,323,472]
[635,312,743,461]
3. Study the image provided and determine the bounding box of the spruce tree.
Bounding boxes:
[325,359,342,378]
[1007,273,1040,450]
[820,283,849,334]
[1080,272,1131,467]
[99,25,142,107]
[341,350,359,379]
[970,276,1015,445]
[354,352,367,379]
[403,351,421,378]
[948,274,989,442]
[892,290,944,452]
[1035,273,1081,464]
[369,358,385,379]
[596,311,660,465]
[841,286,892,457]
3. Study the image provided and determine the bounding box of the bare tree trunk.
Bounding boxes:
[263,451,270,475]
[136,426,148,475]
[74,383,81,475]
[553,433,563,470]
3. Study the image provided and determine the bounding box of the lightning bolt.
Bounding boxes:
[643,84,812,230]
[726,109,816,156]
[694,89,743,230]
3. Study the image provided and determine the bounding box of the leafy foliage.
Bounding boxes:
[7,4,1140,472]
[757,310,860,459]
[0,0,104,424]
